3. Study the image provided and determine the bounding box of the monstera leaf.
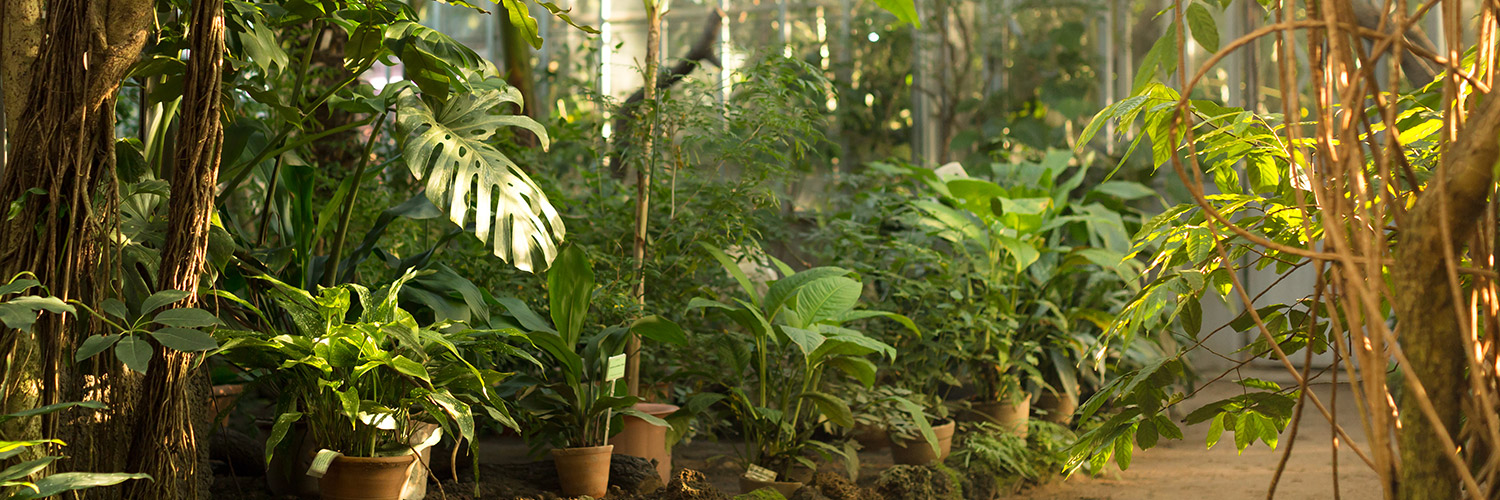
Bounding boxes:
[396,83,563,273]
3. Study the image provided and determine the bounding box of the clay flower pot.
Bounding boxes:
[738,476,804,497]
[552,444,614,498]
[210,384,244,428]
[1036,390,1078,425]
[888,419,956,465]
[612,403,679,483]
[970,394,1032,439]
[318,454,417,500]
[852,422,891,451]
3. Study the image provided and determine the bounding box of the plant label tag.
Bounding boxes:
[605,353,627,381]
[744,464,777,482]
[305,449,343,478]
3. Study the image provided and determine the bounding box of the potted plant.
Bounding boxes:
[688,244,915,494]
[905,155,1147,439]
[849,386,946,465]
[503,245,685,498]
[221,271,521,500]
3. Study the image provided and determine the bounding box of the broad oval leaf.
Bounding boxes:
[75,334,122,362]
[629,315,687,346]
[763,266,851,320]
[140,289,192,315]
[792,277,862,326]
[799,391,854,428]
[152,308,222,328]
[150,328,219,352]
[396,82,562,273]
[114,336,153,374]
[101,299,129,321]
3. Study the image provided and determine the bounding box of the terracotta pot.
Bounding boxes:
[267,423,440,500]
[552,445,614,498]
[970,395,1032,439]
[612,403,678,483]
[1036,390,1077,425]
[888,419,956,465]
[210,384,245,428]
[318,454,417,500]
[738,476,804,497]
[851,422,890,451]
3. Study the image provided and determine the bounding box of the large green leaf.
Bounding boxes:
[793,277,862,326]
[872,0,920,27]
[763,267,850,321]
[628,315,687,346]
[10,471,151,499]
[545,245,593,346]
[114,337,153,374]
[396,82,560,273]
[699,243,761,306]
[799,391,854,428]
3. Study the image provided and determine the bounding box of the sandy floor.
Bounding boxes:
[1004,366,1382,500]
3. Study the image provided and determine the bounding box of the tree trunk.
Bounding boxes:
[0,0,151,466]
[499,12,537,120]
[1392,69,1500,500]
[625,0,663,397]
[122,0,225,497]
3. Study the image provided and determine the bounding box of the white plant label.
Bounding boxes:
[605,353,626,382]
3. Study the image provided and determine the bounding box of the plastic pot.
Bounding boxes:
[970,394,1032,439]
[888,419,956,465]
[612,403,679,483]
[738,476,804,497]
[552,445,614,498]
[318,454,417,500]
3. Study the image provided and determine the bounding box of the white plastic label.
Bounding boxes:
[306,449,343,478]
[744,464,777,482]
[605,353,627,381]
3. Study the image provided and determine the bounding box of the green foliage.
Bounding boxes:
[395,79,561,273]
[900,151,1147,404]
[948,421,1074,482]
[219,271,522,465]
[72,289,221,374]
[849,385,940,453]
[504,246,684,449]
[0,274,73,335]
[0,402,151,499]
[688,244,909,477]
[1061,15,1445,469]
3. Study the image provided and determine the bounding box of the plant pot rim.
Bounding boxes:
[330,453,417,463]
[550,444,614,457]
[211,384,245,396]
[632,402,680,416]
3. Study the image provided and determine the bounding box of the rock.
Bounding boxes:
[792,472,880,500]
[871,464,965,500]
[209,429,266,476]
[633,469,733,500]
[611,455,664,495]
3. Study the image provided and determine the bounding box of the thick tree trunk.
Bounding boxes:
[1393,77,1500,500]
[499,12,537,120]
[0,0,151,463]
[122,0,225,497]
